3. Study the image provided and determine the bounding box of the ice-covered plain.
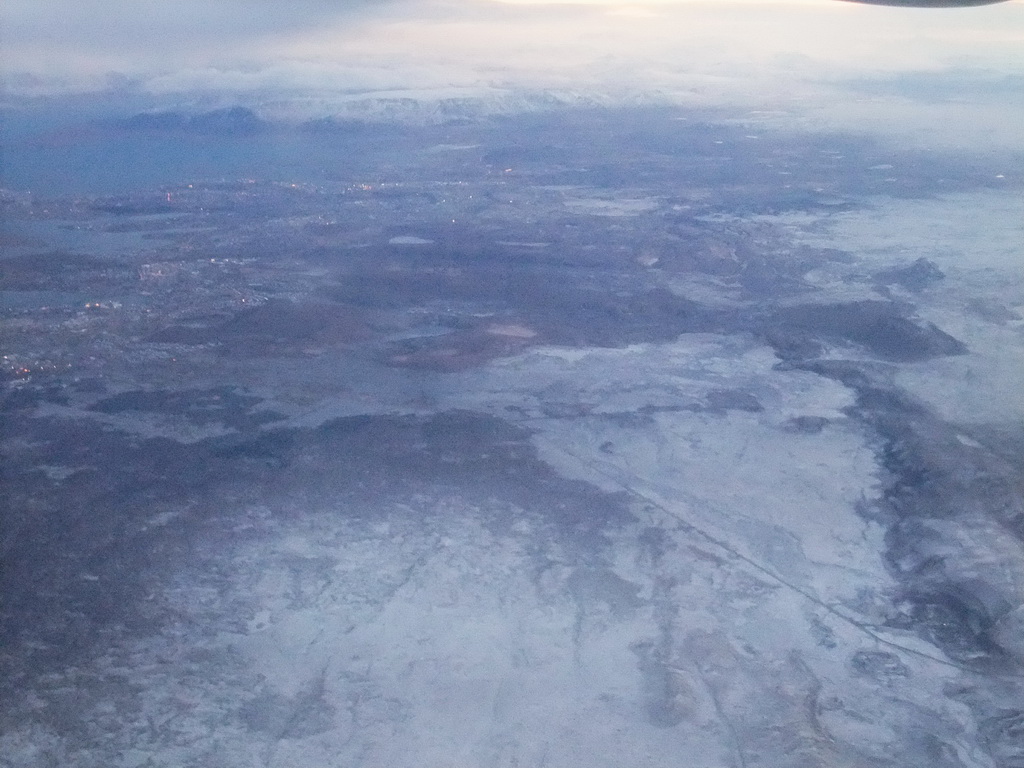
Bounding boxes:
[2,90,1023,768]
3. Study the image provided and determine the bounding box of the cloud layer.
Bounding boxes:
[4,0,1024,146]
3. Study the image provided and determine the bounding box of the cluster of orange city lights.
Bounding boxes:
[2,356,71,379]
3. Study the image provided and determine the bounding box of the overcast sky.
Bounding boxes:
[4,0,1023,129]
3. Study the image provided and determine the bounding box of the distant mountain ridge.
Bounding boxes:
[120,106,266,135]
[118,89,666,133]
